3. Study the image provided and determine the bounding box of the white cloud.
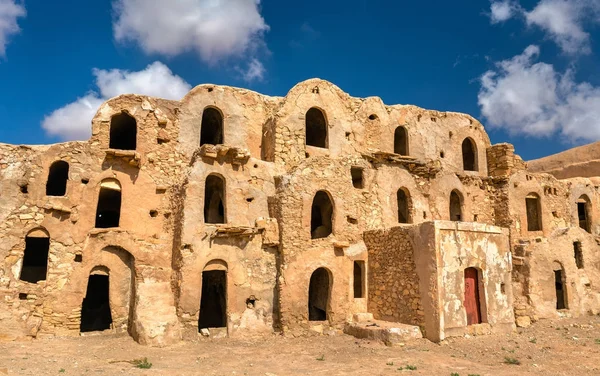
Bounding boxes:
[490,0,519,23]
[0,0,26,57]
[112,0,269,64]
[525,0,596,55]
[238,58,265,82]
[42,62,191,141]
[478,45,600,142]
[489,0,600,54]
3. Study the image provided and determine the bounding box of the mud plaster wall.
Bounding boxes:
[364,226,424,327]
[435,222,514,339]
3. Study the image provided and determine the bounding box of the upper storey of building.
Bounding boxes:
[85,78,492,177]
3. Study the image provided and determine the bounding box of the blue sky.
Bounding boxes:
[0,0,599,160]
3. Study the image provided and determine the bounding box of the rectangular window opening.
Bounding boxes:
[351,167,364,189]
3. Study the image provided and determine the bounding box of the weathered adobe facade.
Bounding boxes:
[0,79,598,346]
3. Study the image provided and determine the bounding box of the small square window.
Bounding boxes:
[351,167,364,189]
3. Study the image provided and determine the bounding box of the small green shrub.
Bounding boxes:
[386,361,394,366]
[316,355,325,361]
[132,358,152,369]
[504,357,520,365]
[405,365,417,370]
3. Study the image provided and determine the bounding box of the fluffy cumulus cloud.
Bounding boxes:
[42,62,191,141]
[0,0,26,57]
[489,0,600,54]
[490,0,519,23]
[478,45,600,142]
[113,0,269,69]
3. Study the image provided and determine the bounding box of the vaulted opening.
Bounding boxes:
[449,190,463,221]
[526,193,542,231]
[353,261,365,298]
[109,113,137,150]
[95,179,122,228]
[574,241,584,269]
[553,263,567,310]
[19,228,50,284]
[305,107,328,148]
[462,138,477,171]
[394,126,408,156]
[198,268,227,330]
[397,188,411,223]
[204,174,225,224]
[80,273,112,332]
[351,167,364,189]
[464,267,483,325]
[200,107,224,146]
[577,195,591,233]
[311,191,334,239]
[46,161,69,196]
[308,267,330,321]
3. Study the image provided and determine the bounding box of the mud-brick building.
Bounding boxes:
[0,79,599,345]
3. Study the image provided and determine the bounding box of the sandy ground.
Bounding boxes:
[1,315,600,375]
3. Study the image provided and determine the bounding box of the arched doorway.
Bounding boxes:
[397,188,411,223]
[200,107,224,146]
[95,179,122,228]
[311,191,334,239]
[449,190,463,221]
[305,107,328,148]
[464,267,483,325]
[80,267,112,332]
[46,161,69,196]
[577,195,591,233]
[394,126,408,156]
[109,112,137,150]
[20,228,50,283]
[462,138,477,171]
[198,260,228,330]
[308,268,331,321]
[553,262,568,310]
[204,174,226,224]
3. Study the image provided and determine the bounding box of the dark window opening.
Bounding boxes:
[526,194,542,231]
[353,261,365,298]
[308,268,330,321]
[394,126,408,156]
[18,293,27,300]
[397,188,410,223]
[450,190,462,221]
[46,161,69,196]
[20,183,28,194]
[80,274,112,332]
[109,113,137,150]
[351,167,364,189]
[198,270,227,329]
[574,241,584,269]
[95,187,122,228]
[19,235,50,283]
[200,107,224,146]
[554,269,567,310]
[462,138,477,171]
[74,254,83,263]
[577,197,591,233]
[305,107,328,148]
[204,175,225,224]
[311,191,334,239]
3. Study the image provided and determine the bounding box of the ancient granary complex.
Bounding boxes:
[1,78,599,346]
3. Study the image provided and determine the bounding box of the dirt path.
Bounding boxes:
[1,316,600,375]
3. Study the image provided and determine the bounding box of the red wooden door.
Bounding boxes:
[464,268,482,325]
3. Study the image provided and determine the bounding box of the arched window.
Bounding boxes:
[204,174,226,224]
[95,179,122,228]
[394,126,409,156]
[462,138,477,171]
[46,161,69,196]
[20,228,50,283]
[311,191,334,239]
[308,267,331,321]
[397,188,411,223]
[449,190,463,221]
[526,193,542,231]
[577,195,592,233]
[200,107,224,146]
[109,113,137,150]
[305,107,328,148]
[199,260,227,330]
